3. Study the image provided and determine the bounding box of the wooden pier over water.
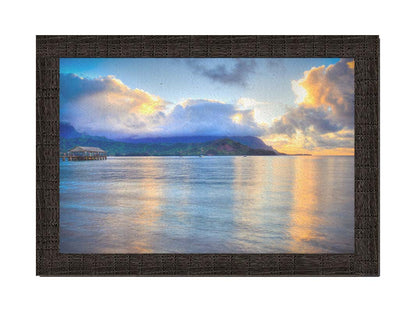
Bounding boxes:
[61,146,107,161]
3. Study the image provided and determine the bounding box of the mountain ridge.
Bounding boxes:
[60,122,285,156]
[61,136,279,156]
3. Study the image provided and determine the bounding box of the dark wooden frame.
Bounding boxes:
[36,35,379,276]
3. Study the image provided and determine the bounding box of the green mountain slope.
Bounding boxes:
[60,136,278,156]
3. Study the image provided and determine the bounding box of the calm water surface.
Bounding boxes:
[60,156,354,253]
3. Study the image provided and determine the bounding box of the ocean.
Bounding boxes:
[60,156,354,253]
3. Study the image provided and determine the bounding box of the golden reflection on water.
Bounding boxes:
[101,157,165,253]
[231,157,275,250]
[60,156,354,253]
[233,157,262,222]
[288,157,323,253]
[130,158,165,252]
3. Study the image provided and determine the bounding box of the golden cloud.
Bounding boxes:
[292,59,354,114]
[61,74,169,138]
[269,59,355,155]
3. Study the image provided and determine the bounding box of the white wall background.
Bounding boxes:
[0,1,414,311]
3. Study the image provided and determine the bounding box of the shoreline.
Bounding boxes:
[100,154,355,158]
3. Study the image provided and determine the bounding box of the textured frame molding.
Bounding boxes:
[36,35,379,276]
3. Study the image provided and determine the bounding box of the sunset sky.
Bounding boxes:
[60,58,354,155]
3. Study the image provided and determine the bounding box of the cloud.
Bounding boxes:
[269,58,354,152]
[60,74,265,139]
[266,59,287,75]
[291,58,354,128]
[262,128,354,155]
[313,130,354,149]
[60,58,354,155]
[60,74,168,139]
[270,106,343,137]
[159,99,265,137]
[186,59,256,87]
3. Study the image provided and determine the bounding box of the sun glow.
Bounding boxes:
[231,113,243,124]
[291,80,308,105]
[261,132,354,156]
[347,60,355,69]
[138,102,157,115]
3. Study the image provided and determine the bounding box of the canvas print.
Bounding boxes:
[59,58,354,254]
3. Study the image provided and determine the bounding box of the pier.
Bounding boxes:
[61,146,107,161]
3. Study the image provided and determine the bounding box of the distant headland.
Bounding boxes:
[60,122,311,157]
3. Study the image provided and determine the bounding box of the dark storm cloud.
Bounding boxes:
[186,59,256,87]
[271,106,344,137]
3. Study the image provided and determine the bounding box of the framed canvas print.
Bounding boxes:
[36,35,379,276]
